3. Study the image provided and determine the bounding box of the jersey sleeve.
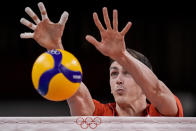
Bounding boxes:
[92,99,105,116]
[174,95,183,117]
[148,95,183,117]
[92,99,115,116]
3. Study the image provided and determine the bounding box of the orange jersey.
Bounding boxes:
[93,96,183,116]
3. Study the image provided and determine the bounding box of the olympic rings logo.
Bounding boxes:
[47,49,60,55]
[75,117,102,129]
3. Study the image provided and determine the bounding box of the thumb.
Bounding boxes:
[85,35,100,48]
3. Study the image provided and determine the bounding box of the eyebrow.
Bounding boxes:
[109,66,119,70]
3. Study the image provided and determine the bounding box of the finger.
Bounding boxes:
[85,35,100,48]
[93,12,105,32]
[38,2,48,20]
[120,22,132,36]
[58,11,69,26]
[102,7,112,30]
[25,7,41,24]
[113,9,118,31]
[20,32,34,39]
[20,18,36,30]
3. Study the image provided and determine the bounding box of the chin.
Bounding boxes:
[114,94,127,103]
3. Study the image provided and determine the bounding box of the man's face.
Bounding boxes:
[109,61,144,102]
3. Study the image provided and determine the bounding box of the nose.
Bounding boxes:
[116,74,124,85]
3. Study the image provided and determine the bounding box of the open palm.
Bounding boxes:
[20,2,68,50]
[86,7,132,60]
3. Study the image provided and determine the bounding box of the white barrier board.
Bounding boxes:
[0,117,195,131]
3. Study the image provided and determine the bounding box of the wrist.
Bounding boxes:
[115,50,129,63]
[47,40,64,50]
[56,43,64,50]
[56,40,64,50]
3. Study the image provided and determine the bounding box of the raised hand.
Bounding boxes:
[85,7,132,60]
[20,2,69,50]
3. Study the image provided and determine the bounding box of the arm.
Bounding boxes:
[116,51,178,116]
[67,82,95,116]
[20,2,95,116]
[85,7,178,116]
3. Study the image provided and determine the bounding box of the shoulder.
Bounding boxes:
[93,99,116,116]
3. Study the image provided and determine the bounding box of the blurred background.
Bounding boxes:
[0,0,195,116]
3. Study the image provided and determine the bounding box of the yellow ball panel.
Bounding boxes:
[32,53,54,89]
[45,73,80,101]
[58,49,82,73]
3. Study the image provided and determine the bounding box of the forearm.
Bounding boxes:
[67,82,95,116]
[116,50,159,96]
[116,50,178,115]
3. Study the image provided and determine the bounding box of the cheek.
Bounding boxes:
[110,79,115,92]
[125,80,143,95]
[124,78,139,91]
[124,77,135,86]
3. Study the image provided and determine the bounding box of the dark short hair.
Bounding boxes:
[109,48,153,71]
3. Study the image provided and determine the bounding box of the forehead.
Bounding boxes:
[110,61,123,70]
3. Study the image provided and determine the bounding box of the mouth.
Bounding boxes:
[115,86,125,95]
[116,88,124,93]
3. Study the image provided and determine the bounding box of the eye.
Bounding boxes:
[110,71,118,77]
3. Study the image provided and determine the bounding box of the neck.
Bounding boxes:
[115,95,147,116]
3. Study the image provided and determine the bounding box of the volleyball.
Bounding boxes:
[31,49,82,101]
